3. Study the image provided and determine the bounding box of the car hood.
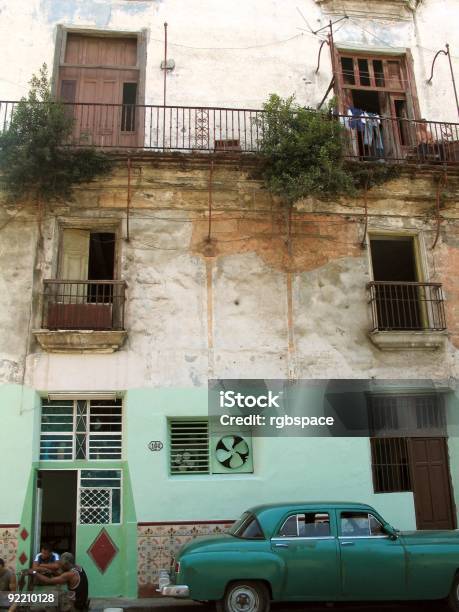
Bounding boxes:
[399,529,459,545]
[178,533,242,556]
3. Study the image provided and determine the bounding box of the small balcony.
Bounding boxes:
[339,114,459,164]
[1,100,458,164]
[367,281,448,350]
[33,280,127,353]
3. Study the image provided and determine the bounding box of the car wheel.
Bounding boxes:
[217,581,270,612]
[448,573,459,611]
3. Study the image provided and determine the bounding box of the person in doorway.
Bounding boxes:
[0,558,16,591]
[32,544,60,573]
[28,553,89,612]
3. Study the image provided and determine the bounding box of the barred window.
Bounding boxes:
[368,394,445,437]
[41,399,122,461]
[79,470,121,524]
[371,437,412,493]
[169,420,209,474]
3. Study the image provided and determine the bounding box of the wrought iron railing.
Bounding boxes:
[42,280,126,331]
[0,100,265,152]
[367,281,446,332]
[1,100,459,163]
[338,113,459,164]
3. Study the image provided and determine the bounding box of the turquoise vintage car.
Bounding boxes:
[159,502,459,612]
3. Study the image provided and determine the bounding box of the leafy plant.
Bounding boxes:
[258,94,399,203]
[0,64,112,202]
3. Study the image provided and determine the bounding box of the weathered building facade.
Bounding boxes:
[1,0,459,598]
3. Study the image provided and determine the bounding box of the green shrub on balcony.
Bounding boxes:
[0,64,112,202]
[258,94,399,203]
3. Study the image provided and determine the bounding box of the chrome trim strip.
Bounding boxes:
[271,536,335,541]
[338,535,389,540]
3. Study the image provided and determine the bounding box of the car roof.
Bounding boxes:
[246,502,378,537]
[249,502,375,513]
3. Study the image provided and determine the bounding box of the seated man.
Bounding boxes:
[32,544,60,574]
[29,553,88,612]
[0,558,16,591]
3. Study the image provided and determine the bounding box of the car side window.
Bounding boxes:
[278,512,330,537]
[340,512,385,537]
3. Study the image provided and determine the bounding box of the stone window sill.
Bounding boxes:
[369,330,448,351]
[33,329,127,354]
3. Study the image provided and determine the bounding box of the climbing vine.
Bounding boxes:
[258,94,400,203]
[0,64,113,203]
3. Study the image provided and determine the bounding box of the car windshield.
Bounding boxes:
[229,512,265,539]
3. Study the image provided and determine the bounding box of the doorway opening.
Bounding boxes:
[369,236,422,330]
[351,89,381,114]
[88,233,115,281]
[38,470,77,557]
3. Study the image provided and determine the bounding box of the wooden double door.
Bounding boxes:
[59,34,142,148]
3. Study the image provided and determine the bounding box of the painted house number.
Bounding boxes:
[148,441,164,451]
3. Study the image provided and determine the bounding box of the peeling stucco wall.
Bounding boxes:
[0,157,458,390]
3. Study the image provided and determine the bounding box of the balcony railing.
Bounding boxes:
[1,100,459,163]
[338,114,459,164]
[42,280,126,331]
[368,281,446,332]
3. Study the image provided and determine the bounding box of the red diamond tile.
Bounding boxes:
[19,552,28,565]
[20,528,28,541]
[87,528,118,573]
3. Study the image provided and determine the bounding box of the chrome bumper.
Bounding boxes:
[159,584,190,597]
[157,570,189,598]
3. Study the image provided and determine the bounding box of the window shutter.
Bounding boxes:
[169,420,209,474]
[60,228,90,281]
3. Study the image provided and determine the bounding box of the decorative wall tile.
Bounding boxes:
[0,527,18,571]
[137,521,233,596]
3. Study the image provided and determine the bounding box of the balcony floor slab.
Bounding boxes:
[33,329,127,353]
[369,330,448,351]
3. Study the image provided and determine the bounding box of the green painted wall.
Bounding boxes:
[5,381,459,599]
[126,387,417,530]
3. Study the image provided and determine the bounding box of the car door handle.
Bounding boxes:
[341,541,354,546]
[274,543,289,548]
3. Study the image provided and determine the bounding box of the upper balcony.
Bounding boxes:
[1,101,459,165]
[33,280,127,353]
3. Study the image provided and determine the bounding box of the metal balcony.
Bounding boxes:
[42,280,126,331]
[2,100,459,163]
[367,281,447,332]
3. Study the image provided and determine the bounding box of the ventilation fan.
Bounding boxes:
[211,434,253,474]
[172,451,198,472]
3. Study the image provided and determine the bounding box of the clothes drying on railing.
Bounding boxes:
[341,107,384,158]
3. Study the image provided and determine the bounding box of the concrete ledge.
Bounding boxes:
[33,329,127,353]
[369,330,448,351]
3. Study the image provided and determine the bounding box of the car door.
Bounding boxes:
[338,510,406,600]
[270,510,340,601]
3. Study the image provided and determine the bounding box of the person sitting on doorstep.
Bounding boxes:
[32,543,60,573]
[29,552,89,612]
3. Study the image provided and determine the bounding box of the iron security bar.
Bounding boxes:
[367,281,446,332]
[42,280,126,331]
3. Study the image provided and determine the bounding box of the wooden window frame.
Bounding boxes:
[332,47,421,120]
[52,25,147,107]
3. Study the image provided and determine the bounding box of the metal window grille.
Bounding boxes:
[79,470,121,524]
[415,395,445,430]
[169,420,209,474]
[40,399,122,461]
[370,438,412,493]
[368,396,399,434]
[40,400,74,460]
[368,394,446,437]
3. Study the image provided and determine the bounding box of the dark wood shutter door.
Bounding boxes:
[408,437,455,530]
[60,79,77,103]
